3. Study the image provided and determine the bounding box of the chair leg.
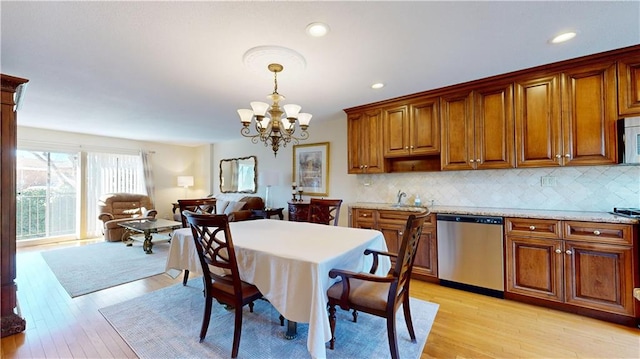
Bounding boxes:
[199,296,213,342]
[279,314,285,326]
[387,315,400,359]
[182,269,190,286]
[248,301,254,313]
[352,309,358,322]
[402,297,417,342]
[328,304,337,350]
[231,304,243,358]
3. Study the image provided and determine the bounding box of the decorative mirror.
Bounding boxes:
[219,155,257,193]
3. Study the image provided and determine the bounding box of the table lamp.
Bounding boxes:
[259,170,280,210]
[177,175,194,198]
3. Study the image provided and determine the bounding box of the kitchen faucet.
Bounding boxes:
[396,190,406,205]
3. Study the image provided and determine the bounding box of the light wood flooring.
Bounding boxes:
[2,239,639,358]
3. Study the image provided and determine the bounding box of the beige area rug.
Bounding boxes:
[99,279,439,359]
[41,241,170,298]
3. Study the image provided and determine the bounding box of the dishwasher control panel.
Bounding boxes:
[436,214,503,225]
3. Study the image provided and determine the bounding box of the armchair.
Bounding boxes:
[326,211,429,359]
[97,193,157,242]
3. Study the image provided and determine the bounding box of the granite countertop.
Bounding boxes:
[349,202,639,224]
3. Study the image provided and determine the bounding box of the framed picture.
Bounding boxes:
[292,142,330,196]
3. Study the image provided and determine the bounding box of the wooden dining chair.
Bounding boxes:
[177,198,218,285]
[308,198,343,226]
[326,211,429,359]
[184,211,263,359]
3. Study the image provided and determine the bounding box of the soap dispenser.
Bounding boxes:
[414,195,422,207]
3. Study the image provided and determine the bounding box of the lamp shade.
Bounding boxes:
[177,176,194,188]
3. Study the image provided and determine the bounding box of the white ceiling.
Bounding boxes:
[2,1,639,146]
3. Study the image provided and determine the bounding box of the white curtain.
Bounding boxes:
[141,150,155,206]
[85,152,146,237]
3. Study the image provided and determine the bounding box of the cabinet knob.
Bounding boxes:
[399,231,403,236]
[362,214,368,217]
[405,146,409,150]
[410,146,414,149]
[359,165,364,169]
[564,154,570,158]
[593,230,601,236]
[555,154,561,160]
[529,225,536,231]
[555,248,562,254]
[565,250,573,255]
[469,159,475,163]
[476,159,480,162]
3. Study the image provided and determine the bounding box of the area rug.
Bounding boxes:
[41,241,170,298]
[99,279,439,359]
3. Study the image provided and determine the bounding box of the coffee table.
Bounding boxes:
[118,218,182,254]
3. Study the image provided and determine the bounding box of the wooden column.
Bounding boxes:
[1,74,29,337]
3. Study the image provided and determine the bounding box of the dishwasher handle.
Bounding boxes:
[436,214,503,225]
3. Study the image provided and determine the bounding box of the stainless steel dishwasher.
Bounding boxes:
[436,214,504,298]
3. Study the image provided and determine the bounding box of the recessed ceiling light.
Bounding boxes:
[306,22,329,37]
[550,31,577,44]
[371,83,384,89]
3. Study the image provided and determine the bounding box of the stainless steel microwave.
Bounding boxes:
[618,117,640,164]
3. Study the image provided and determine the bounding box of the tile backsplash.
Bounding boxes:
[355,165,640,212]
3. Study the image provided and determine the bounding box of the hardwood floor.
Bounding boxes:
[2,239,638,358]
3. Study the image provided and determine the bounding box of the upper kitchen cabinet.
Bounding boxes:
[346,108,386,174]
[617,54,640,116]
[514,74,562,167]
[441,83,515,170]
[561,61,618,166]
[383,97,440,157]
[515,62,618,167]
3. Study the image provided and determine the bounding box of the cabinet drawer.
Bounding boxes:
[423,213,436,227]
[378,210,413,223]
[353,208,375,220]
[563,221,633,245]
[505,218,562,239]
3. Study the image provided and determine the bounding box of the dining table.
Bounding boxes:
[165,219,391,359]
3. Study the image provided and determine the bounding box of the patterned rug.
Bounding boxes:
[41,241,170,297]
[99,279,439,358]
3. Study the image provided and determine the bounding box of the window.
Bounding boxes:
[16,150,78,241]
[86,152,147,237]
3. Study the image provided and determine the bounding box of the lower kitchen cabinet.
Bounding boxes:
[505,218,637,322]
[351,207,437,281]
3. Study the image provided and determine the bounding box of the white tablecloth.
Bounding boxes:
[166,219,390,359]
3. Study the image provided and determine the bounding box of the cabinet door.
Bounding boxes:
[383,105,410,157]
[410,97,440,155]
[515,74,562,167]
[561,62,618,165]
[346,110,385,174]
[617,54,640,116]
[505,236,563,302]
[287,202,309,222]
[474,83,515,169]
[413,226,437,278]
[351,208,376,229]
[441,90,474,170]
[564,241,634,315]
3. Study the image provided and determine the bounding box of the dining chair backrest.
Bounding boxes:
[308,198,343,226]
[177,198,218,228]
[183,211,238,285]
[389,211,428,305]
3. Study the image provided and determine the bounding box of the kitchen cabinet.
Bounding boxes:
[383,97,440,157]
[346,109,385,174]
[505,218,636,318]
[617,54,640,116]
[515,62,618,167]
[441,83,515,170]
[351,207,437,280]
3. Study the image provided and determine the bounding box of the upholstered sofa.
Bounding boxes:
[98,193,157,241]
[172,194,265,222]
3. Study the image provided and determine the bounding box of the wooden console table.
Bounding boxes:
[288,201,309,222]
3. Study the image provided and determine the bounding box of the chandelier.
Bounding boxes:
[237,63,312,156]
